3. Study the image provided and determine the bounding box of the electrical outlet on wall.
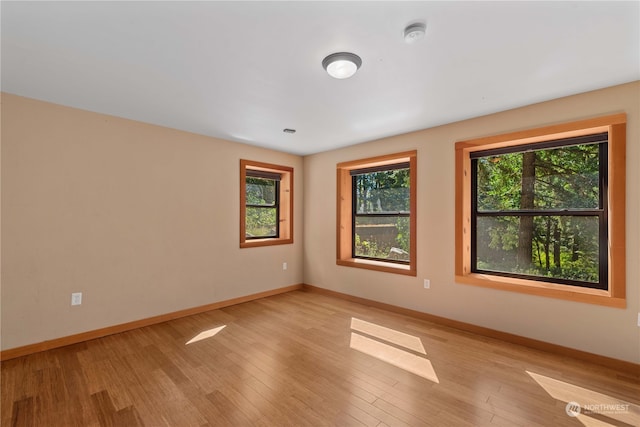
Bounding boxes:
[71,292,82,306]
[283,262,288,271]
[637,313,640,327]
[423,279,430,289]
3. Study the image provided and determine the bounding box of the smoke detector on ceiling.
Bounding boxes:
[403,22,426,44]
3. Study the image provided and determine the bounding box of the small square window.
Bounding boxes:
[240,160,293,248]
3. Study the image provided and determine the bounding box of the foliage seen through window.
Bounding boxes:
[472,134,606,289]
[353,165,410,263]
[245,175,279,239]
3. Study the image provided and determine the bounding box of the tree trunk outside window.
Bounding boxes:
[517,151,536,269]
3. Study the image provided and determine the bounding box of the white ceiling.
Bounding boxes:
[2,1,639,156]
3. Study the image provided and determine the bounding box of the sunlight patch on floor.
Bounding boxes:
[351,317,426,354]
[186,325,226,345]
[527,371,640,426]
[573,413,618,427]
[349,317,438,383]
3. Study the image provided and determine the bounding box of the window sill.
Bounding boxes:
[455,273,625,308]
[241,237,293,248]
[337,258,416,276]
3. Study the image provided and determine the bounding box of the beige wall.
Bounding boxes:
[304,81,640,363]
[1,93,303,350]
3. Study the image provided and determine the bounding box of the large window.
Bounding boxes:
[455,115,626,307]
[240,160,293,248]
[472,134,607,289]
[337,151,416,276]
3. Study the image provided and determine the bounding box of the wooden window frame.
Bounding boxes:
[337,151,417,276]
[240,160,293,248]
[455,114,626,307]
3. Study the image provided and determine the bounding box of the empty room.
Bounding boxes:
[1,1,639,426]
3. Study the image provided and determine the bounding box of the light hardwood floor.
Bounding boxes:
[2,290,639,426]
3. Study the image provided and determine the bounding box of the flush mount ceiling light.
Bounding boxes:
[404,22,426,44]
[322,52,362,79]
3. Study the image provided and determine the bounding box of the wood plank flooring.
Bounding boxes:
[2,290,639,426]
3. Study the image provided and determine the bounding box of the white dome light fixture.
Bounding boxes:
[322,52,362,79]
[404,22,426,44]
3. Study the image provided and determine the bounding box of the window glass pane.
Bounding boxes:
[476,144,600,211]
[476,215,599,283]
[355,168,410,213]
[355,216,410,262]
[245,207,277,238]
[246,177,276,207]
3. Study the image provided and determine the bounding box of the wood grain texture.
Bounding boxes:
[2,290,638,426]
[303,284,639,374]
[0,284,303,362]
